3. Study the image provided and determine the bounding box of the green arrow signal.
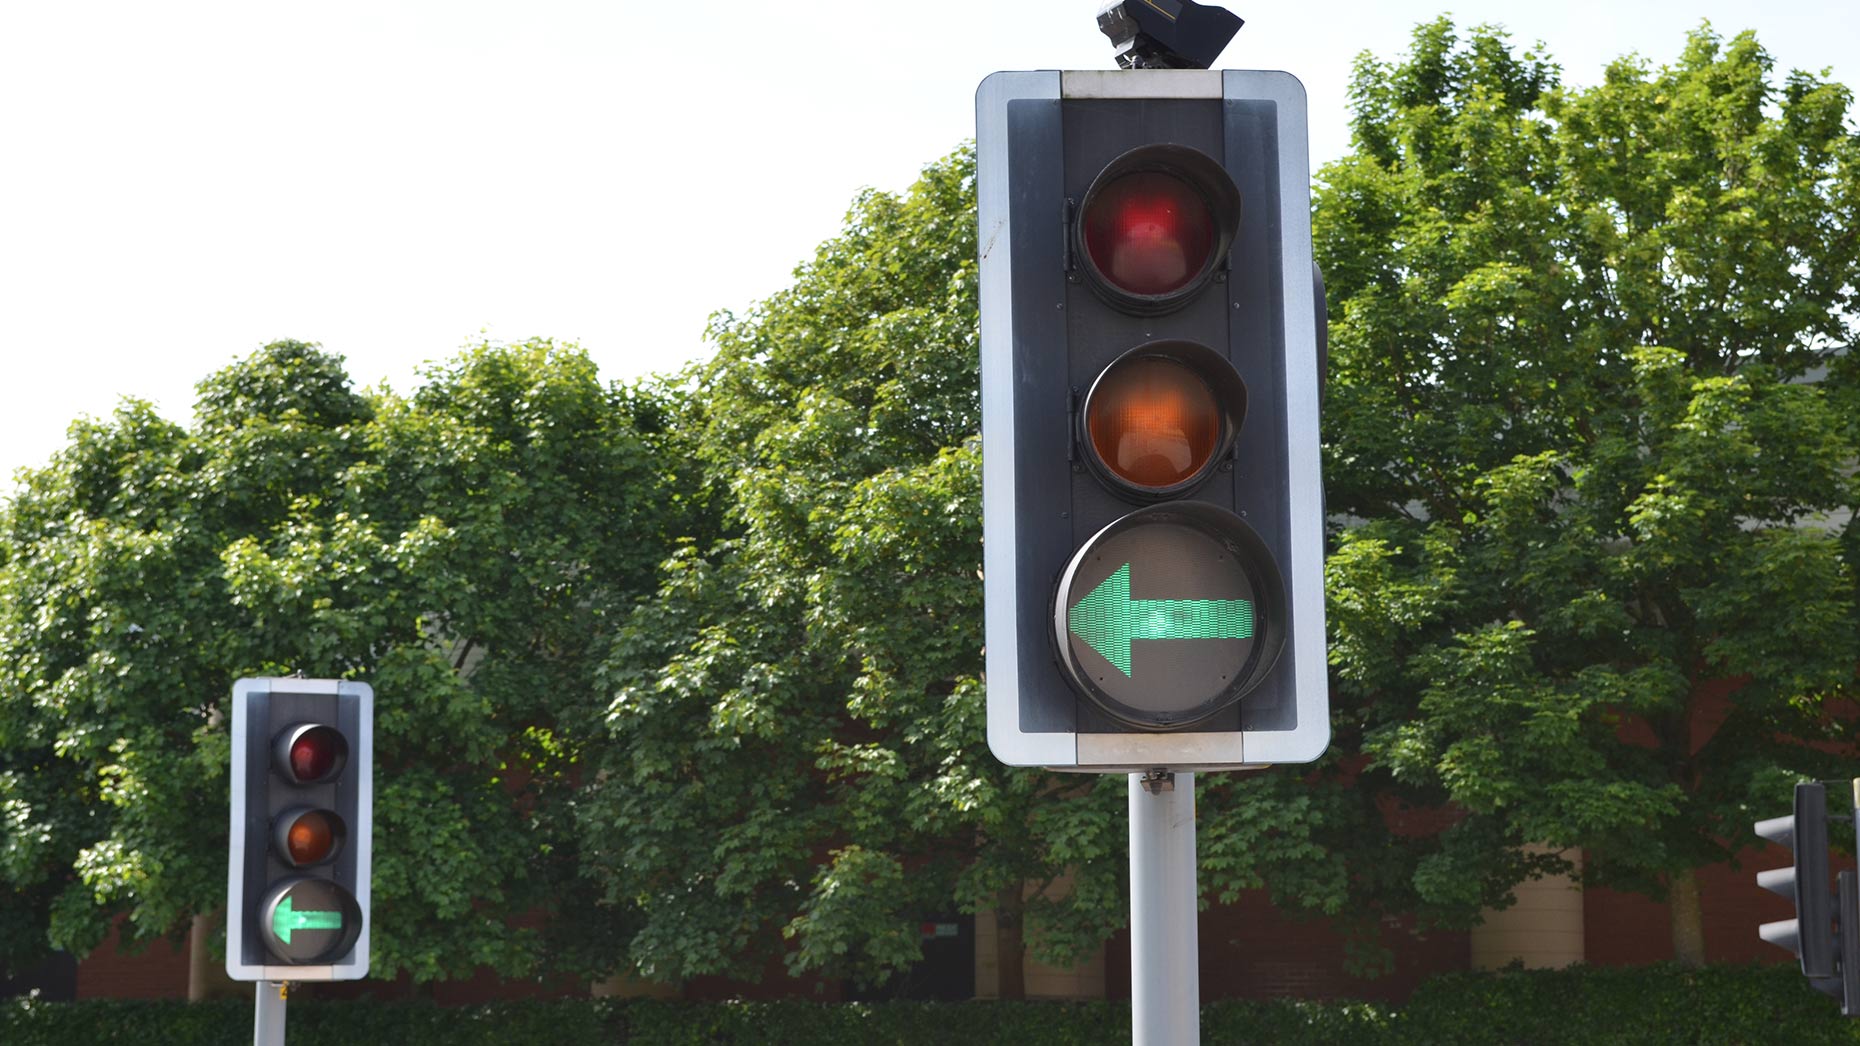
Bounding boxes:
[1068,562,1254,676]
[272,893,344,945]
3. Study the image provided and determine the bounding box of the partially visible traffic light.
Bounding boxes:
[1756,782,1833,979]
[227,678,372,981]
[1839,864,1859,1017]
[978,69,1327,771]
[1834,779,1860,1018]
[1755,780,1860,1015]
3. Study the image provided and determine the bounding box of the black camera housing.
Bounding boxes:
[1097,0,1243,70]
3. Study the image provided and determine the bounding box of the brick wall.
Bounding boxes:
[1105,889,1469,1002]
[1584,843,1825,967]
[74,921,190,1000]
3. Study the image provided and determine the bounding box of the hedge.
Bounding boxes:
[4,964,1855,1044]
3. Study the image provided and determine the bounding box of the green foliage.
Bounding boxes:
[574,140,1388,989]
[7,966,1858,1043]
[6,16,1858,996]
[0,996,615,1046]
[577,146,1021,989]
[574,126,1445,990]
[0,338,691,981]
[1318,18,1860,948]
[1390,963,1860,1045]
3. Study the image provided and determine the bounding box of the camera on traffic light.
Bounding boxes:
[1097,0,1243,70]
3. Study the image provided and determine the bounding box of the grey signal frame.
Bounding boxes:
[226,676,373,981]
[977,69,1327,772]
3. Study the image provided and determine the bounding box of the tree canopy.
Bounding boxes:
[573,151,1135,990]
[3,16,1857,993]
[0,339,695,981]
[1319,19,1860,962]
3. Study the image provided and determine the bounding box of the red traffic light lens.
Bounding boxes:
[291,728,343,781]
[1082,171,1216,298]
[275,807,345,866]
[1087,356,1222,491]
[1074,145,1241,315]
[275,724,347,784]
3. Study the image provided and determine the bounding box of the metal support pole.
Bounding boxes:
[254,980,287,1046]
[1130,769,1199,1046]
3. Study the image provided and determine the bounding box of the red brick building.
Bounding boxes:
[54,833,1806,1005]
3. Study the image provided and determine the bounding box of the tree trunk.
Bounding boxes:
[1669,866,1706,967]
[995,882,1026,1000]
[187,910,239,1001]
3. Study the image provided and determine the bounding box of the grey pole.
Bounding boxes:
[254,980,286,1046]
[1129,770,1199,1046]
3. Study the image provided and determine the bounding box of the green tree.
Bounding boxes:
[578,148,1129,995]
[1319,20,1860,965]
[575,139,1446,993]
[0,338,690,984]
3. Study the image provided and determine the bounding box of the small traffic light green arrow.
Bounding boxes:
[1069,562,1253,676]
[273,894,344,945]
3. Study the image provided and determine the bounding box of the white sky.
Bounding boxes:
[2,1,1855,491]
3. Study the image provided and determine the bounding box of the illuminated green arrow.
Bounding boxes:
[1068,562,1254,677]
[272,894,344,945]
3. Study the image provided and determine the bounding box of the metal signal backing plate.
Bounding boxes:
[979,68,1327,771]
[226,677,373,982]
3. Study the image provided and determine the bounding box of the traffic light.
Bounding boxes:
[977,69,1327,771]
[1840,866,1860,1017]
[1754,780,1858,1011]
[226,677,373,981]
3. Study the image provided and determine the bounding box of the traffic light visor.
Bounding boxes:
[1076,144,1240,314]
[1082,341,1246,499]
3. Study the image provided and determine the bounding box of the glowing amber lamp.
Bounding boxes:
[1086,356,1222,491]
[285,810,338,865]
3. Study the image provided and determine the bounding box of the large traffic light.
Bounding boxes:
[226,677,373,981]
[1754,780,1860,1014]
[977,69,1327,772]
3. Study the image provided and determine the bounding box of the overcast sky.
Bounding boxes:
[2,1,1855,491]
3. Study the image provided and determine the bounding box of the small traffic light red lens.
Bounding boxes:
[286,810,338,865]
[1087,356,1222,491]
[1082,171,1215,297]
[288,727,344,783]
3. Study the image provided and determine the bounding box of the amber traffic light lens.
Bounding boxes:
[1087,356,1222,491]
[285,810,339,865]
[284,726,346,783]
[1081,171,1215,298]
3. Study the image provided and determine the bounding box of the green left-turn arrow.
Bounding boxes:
[1068,562,1254,677]
[272,894,344,945]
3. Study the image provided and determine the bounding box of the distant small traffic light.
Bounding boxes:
[1755,780,1859,1016]
[977,69,1328,771]
[227,678,372,981]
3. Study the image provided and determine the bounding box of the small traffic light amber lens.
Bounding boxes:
[1082,171,1215,297]
[1087,356,1222,491]
[286,810,338,865]
[289,727,345,783]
